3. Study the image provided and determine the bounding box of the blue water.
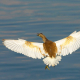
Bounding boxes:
[0,0,80,80]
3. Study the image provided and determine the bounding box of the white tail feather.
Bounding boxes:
[43,56,61,67]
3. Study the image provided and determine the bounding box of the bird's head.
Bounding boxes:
[37,33,48,42]
[37,33,43,37]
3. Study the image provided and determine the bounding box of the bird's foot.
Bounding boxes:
[45,65,50,70]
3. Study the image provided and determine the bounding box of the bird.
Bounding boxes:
[2,31,80,70]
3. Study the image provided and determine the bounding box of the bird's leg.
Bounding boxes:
[45,65,50,70]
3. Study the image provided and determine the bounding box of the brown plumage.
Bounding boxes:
[37,33,57,58]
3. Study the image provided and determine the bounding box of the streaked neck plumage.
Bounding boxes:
[37,33,48,43]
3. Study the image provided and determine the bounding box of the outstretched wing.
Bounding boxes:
[2,39,48,59]
[55,31,80,56]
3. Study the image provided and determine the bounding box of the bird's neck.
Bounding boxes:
[40,35,48,43]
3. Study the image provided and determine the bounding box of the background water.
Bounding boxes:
[0,0,80,80]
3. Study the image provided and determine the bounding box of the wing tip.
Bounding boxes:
[2,39,6,41]
[2,39,7,45]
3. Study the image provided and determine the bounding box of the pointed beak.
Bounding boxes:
[37,33,39,36]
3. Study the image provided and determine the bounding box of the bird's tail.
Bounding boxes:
[43,56,61,67]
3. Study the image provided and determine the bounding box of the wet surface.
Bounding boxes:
[0,0,80,80]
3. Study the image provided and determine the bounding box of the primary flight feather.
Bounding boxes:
[2,31,80,69]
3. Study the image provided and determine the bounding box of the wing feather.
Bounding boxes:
[55,31,80,56]
[2,39,48,59]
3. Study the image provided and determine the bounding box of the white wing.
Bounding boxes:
[55,31,80,56]
[2,39,48,59]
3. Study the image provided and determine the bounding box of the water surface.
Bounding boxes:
[0,0,80,80]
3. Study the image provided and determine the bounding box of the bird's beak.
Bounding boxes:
[37,33,39,36]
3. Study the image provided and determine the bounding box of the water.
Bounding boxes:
[0,0,80,80]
